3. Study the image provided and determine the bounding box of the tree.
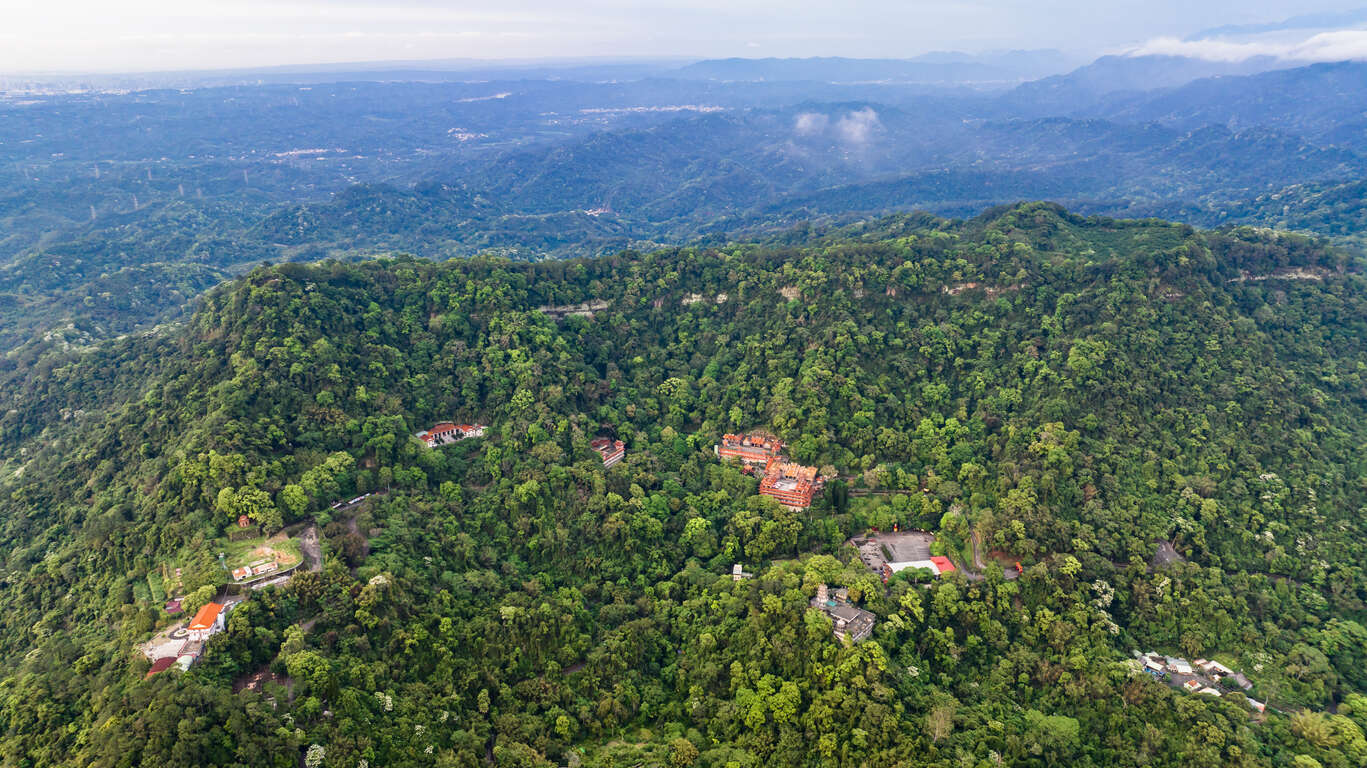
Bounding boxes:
[182,584,217,617]
[1024,709,1079,758]
[216,485,281,531]
[668,737,699,767]
[279,484,309,517]
[680,517,715,558]
[926,702,956,743]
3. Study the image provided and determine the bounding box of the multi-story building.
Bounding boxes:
[716,433,785,466]
[418,422,487,447]
[758,459,821,509]
[186,602,225,642]
[591,437,626,467]
[810,583,875,643]
[716,433,823,508]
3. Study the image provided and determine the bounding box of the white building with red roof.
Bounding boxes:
[417,422,487,447]
[186,602,225,642]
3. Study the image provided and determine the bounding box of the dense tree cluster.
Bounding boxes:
[0,204,1365,766]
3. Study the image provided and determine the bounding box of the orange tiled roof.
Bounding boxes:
[765,459,818,481]
[718,433,785,463]
[188,602,223,631]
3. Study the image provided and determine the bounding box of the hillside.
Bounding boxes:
[2,204,1366,767]
[6,60,1367,357]
[998,54,1297,116]
[1094,61,1367,152]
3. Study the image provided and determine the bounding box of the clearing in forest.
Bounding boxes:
[221,533,303,581]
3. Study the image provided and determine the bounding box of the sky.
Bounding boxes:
[2,0,1366,74]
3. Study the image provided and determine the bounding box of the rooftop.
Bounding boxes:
[146,656,177,678]
[810,584,875,643]
[887,560,939,574]
[187,602,223,631]
[758,458,821,508]
[717,433,785,463]
[417,422,485,446]
[827,603,867,623]
[765,459,817,483]
[591,436,626,466]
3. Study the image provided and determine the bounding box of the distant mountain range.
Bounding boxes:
[672,51,1079,85]
[1091,61,1367,150]
[0,49,1315,100]
[998,54,1303,115]
[1188,7,1367,39]
[4,54,1367,354]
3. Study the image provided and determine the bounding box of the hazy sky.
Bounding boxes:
[2,0,1366,73]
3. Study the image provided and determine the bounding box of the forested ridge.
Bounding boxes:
[2,202,1367,767]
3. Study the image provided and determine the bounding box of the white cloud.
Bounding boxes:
[834,107,879,145]
[1131,28,1367,63]
[1131,36,1279,62]
[794,108,881,147]
[1292,29,1367,60]
[794,112,828,136]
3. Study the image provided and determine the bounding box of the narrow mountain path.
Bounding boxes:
[300,525,322,572]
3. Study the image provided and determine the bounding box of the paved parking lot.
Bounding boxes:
[142,626,186,659]
[847,531,936,573]
[881,532,934,561]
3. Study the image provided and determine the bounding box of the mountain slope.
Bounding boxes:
[7,59,1367,357]
[1097,61,1367,150]
[2,204,1366,766]
[999,54,1298,115]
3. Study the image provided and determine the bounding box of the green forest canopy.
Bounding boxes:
[1,202,1366,767]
